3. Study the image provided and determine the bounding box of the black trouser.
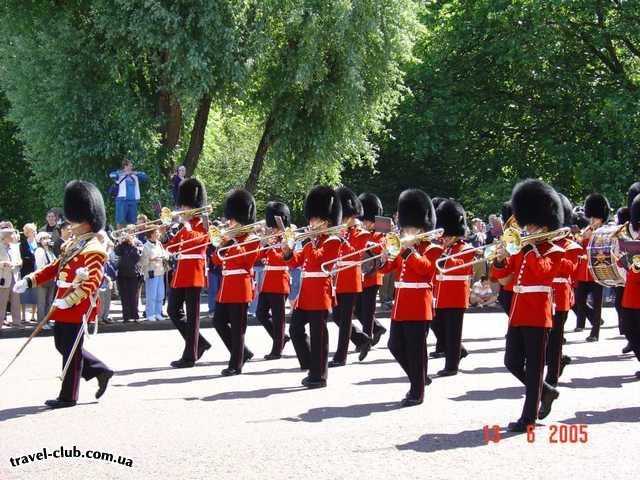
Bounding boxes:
[117,275,140,321]
[388,320,429,401]
[214,302,253,371]
[332,292,370,363]
[614,286,628,338]
[622,308,640,362]
[256,292,287,355]
[432,308,467,371]
[354,285,385,337]
[545,311,568,386]
[54,322,112,402]
[168,286,210,362]
[504,326,555,423]
[574,281,603,336]
[289,309,329,381]
[498,288,513,315]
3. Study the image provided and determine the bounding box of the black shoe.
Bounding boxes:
[301,377,326,389]
[585,335,598,342]
[559,355,571,377]
[429,351,445,359]
[437,369,458,377]
[95,371,114,399]
[45,398,76,409]
[460,349,469,360]
[538,388,560,420]
[358,339,372,361]
[622,343,633,354]
[283,335,291,347]
[636,371,640,380]
[170,359,195,369]
[264,353,282,360]
[400,397,423,407]
[600,319,604,326]
[197,344,211,361]
[425,374,432,386]
[507,419,533,433]
[574,327,583,332]
[562,337,567,345]
[372,327,386,346]
[221,367,241,376]
[328,360,346,368]
[243,351,254,363]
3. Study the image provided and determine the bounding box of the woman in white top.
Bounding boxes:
[0,227,23,326]
[34,231,57,326]
[139,227,169,321]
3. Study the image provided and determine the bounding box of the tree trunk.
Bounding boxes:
[245,115,276,193]
[156,50,182,178]
[183,94,212,176]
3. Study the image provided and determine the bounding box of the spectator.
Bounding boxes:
[52,221,73,257]
[19,223,38,322]
[171,165,187,206]
[114,231,143,322]
[470,276,498,308]
[34,231,56,328]
[0,227,22,327]
[485,214,503,245]
[468,218,487,247]
[96,231,115,323]
[109,159,148,228]
[206,244,221,319]
[39,209,61,243]
[139,227,169,321]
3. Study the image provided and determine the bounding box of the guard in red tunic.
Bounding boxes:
[491,179,564,432]
[621,193,640,379]
[256,201,292,360]
[431,199,475,376]
[619,181,640,355]
[545,194,581,386]
[281,186,342,389]
[354,193,387,346]
[15,181,113,408]
[496,201,515,315]
[329,187,372,367]
[165,178,211,368]
[380,189,442,407]
[212,189,260,376]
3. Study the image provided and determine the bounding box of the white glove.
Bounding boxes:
[53,298,71,310]
[13,278,28,294]
[75,267,89,281]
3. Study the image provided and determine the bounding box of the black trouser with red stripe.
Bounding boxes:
[388,320,429,401]
[545,311,568,386]
[504,326,555,424]
[431,308,467,371]
[622,308,640,362]
[214,302,253,371]
[256,292,287,355]
[54,322,112,402]
[574,281,603,336]
[289,309,329,381]
[354,285,385,338]
[168,286,210,362]
[614,286,628,338]
[332,292,370,363]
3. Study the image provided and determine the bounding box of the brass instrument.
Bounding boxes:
[112,205,213,240]
[213,225,306,261]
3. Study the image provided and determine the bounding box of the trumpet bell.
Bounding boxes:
[385,232,402,258]
[209,226,224,248]
[503,227,522,256]
[159,207,173,224]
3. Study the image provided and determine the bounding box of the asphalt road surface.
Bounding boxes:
[1,307,638,480]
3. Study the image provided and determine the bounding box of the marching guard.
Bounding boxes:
[621,192,640,378]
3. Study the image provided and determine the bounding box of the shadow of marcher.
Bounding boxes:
[396,426,519,453]
[282,401,402,423]
[115,374,220,388]
[458,366,508,375]
[354,376,407,386]
[449,386,523,402]
[558,374,638,389]
[0,402,98,423]
[115,361,227,376]
[557,406,640,425]
[201,386,307,401]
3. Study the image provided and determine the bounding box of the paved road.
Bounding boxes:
[0,307,638,480]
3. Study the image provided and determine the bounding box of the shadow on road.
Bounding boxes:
[396,427,519,453]
[557,406,640,425]
[115,361,227,377]
[200,386,306,401]
[282,401,402,423]
[115,374,220,387]
[558,374,639,389]
[354,376,407,386]
[563,354,632,366]
[449,386,523,402]
[0,402,98,423]
[243,367,306,376]
[458,366,508,375]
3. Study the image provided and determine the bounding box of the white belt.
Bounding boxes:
[263,266,289,272]
[178,254,205,260]
[552,277,569,284]
[337,261,359,267]
[56,280,73,288]
[222,269,249,276]
[436,274,472,282]
[302,271,330,278]
[395,282,431,289]
[513,285,552,294]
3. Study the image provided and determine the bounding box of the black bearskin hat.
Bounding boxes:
[431,197,446,210]
[558,194,574,228]
[64,180,106,233]
[574,212,589,230]
[358,193,383,222]
[436,199,467,237]
[584,193,610,221]
[627,182,640,211]
[631,194,640,230]
[336,186,363,219]
[397,189,436,230]
[304,186,342,227]
[265,201,291,228]
[616,206,630,226]
[511,179,562,230]
[223,188,256,225]
[177,178,206,209]
[501,201,513,223]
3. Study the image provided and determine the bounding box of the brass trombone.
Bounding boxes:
[112,205,213,240]
[321,228,444,275]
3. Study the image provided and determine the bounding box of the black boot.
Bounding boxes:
[95,371,114,399]
[45,398,76,409]
[538,388,560,420]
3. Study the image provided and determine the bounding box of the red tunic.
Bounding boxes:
[380,242,443,321]
[550,238,581,312]
[212,233,261,303]
[363,231,385,288]
[284,235,341,311]
[165,217,208,288]
[491,242,564,328]
[334,225,369,294]
[258,246,290,295]
[29,236,106,324]
[434,240,475,309]
[574,237,592,283]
